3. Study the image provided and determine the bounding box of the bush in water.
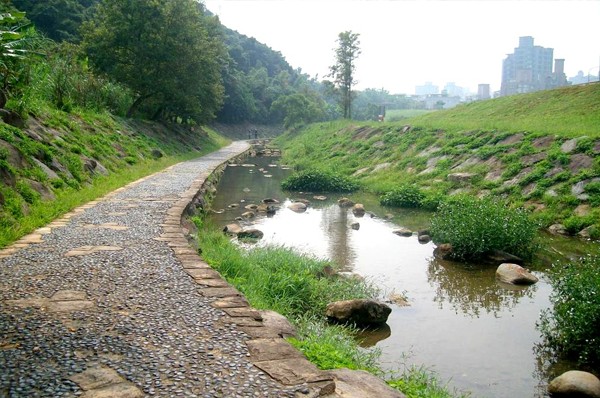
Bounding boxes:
[538,255,600,367]
[429,195,537,259]
[281,169,359,192]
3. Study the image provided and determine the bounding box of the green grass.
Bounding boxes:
[408,84,600,138]
[193,218,466,397]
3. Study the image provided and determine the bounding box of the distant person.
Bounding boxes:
[247,129,252,139]
[254,128,258,139]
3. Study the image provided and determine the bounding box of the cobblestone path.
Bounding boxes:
[0,142,332,398]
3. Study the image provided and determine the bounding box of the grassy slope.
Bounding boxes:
[409,83,600,137]
[0,107,229,248]
[275,83,600,233]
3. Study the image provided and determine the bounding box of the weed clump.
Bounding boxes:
[281,169,359,192]
[430,195,538,260]
[538,255,600,367]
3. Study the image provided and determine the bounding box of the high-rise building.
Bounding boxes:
[500,36,568,96]
[477,84,490,100]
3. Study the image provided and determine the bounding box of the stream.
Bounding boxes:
[206,152,598,398]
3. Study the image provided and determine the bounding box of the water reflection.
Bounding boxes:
[320,204,355,269]
[427,258,537,317]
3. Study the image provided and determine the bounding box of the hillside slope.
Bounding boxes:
[276,83,600,237]
[0,109,229,247]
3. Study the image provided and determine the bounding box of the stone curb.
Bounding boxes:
[168,144,336,396]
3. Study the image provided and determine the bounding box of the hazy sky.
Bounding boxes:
[203,0,600,95]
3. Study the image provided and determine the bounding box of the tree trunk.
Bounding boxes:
[126,93,154,118]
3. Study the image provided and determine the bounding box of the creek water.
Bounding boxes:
[206,154,597,398]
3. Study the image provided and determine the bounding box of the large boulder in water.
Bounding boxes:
[496,263,538,285]
[326,299,391,326]
[352,203,366,217]
[548,370,600,398]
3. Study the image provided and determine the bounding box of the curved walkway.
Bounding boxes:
[0,142,331,398]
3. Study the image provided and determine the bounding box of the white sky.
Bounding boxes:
[203,0,600,95]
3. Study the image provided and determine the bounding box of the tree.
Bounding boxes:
[81,0,225,123]
[271,92,325,129]
[328,31,360,119]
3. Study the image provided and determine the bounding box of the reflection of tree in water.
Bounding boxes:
[320,205,356,269]
[427,258,536,317]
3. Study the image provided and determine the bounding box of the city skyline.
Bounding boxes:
[204,0,600,95]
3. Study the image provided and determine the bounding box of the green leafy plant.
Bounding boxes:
[430,195,538,259]
[538,255,600,366]
[281,169,359,192]
[380,184,425,208]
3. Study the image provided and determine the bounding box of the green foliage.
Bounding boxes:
[281,169,359,192]
[270,92,325,129]
[380,185,425,208]
[387,366,470,398]
[288,319,380,373]
[430,195,538,259]
[82,0,225,123]
[15,179,40,204]
[562,215,595,235]
[539,255,600,366]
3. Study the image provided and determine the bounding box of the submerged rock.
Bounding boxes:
[338,197,355,208]
[548,370,600,398]
[326,299,391,326]
[496,263,538,285]
[237,228,264,240]
[351,222,360,230]
[288,202,307,213]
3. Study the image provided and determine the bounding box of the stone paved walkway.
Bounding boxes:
[0,142,332,398]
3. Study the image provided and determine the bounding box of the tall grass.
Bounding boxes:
[193,219,468,397]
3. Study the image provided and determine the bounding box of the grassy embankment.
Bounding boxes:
[274,83,600,237]
[0,107,229,248]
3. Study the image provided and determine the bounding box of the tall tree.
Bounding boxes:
[81,0,225,123]
[328,31,360,119]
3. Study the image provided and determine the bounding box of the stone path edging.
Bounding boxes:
[169,145,336,397]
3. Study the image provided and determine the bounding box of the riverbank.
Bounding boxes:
[273,84,600,239]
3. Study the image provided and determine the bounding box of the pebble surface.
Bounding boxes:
[0,142,300,397]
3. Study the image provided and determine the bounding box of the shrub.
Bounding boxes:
[563,215,595,235]
[281,169,359,192]
[429,195,538,259]
[380,184,425,208]
[16,180,40,204]
[538,255,600,366]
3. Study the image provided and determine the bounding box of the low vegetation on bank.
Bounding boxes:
[193,217,467,397]
[538,255,600,368]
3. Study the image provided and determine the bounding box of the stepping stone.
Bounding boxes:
[65,246,123,257]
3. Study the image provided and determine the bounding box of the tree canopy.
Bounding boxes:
[81,0,225,123]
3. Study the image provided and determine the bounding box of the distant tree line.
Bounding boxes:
[2,0,423,128]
